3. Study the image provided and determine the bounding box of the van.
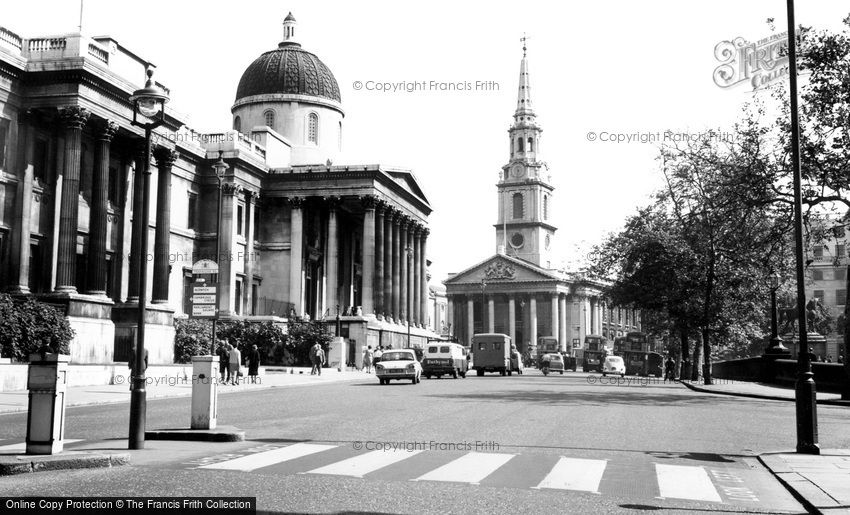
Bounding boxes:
[471,333,512,376]
[422,342,468,379]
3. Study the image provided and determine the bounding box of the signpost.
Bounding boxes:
[190,260,219,354]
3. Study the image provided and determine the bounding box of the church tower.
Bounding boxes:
[495,37,556,268]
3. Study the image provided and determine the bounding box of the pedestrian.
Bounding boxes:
[127,344,149,391]
[310,342,323,375]
[826,354,833,363]
[362,345,373,373]
[247,344,261,383]
[664,356,675,381]
[808,347,817,363]
[216,340,230,383]
[373,345,383,366]
[229,343,242,385]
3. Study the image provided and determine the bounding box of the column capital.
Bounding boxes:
[324,195,342,210]
[399,215,411,229]
[58,106,90,130]
[361,194,378,210]
[246,189,260,201]
[420,226,430,237]
[222,182,243,196]
[391,210,403,225]
[153,146,178,168]
[375,199,388,214]
[286,196,305,209]
[95,120,119,142]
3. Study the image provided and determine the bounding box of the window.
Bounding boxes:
[237,204,244,236]
[478,342,487,351]
[813,290,825,303]
[837,289,847,305]
[263,110,275,129]
[512,193,524,219]
[517,138,524,152]
[812,270,824,281]
[233,116,241,133]
[187,193,198,230]
[836,269,846,281]
[813,245,824,260]
[0,118,9,170]
[528,137,534,152]
[235,279,242,315]
[182,272,192,315]
[307,113,318,144]
[33,138,48,182]
[251,283,258,315]
[510,233,524,248]
[338,121,342,150]
[543,195,548,220]
[837,244,846,259]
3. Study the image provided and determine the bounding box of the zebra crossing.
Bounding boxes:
[182,441,793,508]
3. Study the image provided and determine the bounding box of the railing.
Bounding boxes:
[0,27,22,52]
[28,37,67,53]
[202,131,267,159]
[87,42,108,64]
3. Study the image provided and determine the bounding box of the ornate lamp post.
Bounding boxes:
[766,272,789,355]
[210,153,228,354]
[785,0,819,454]
[128,68,169,450]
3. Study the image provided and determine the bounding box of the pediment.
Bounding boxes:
[444,254,561,285]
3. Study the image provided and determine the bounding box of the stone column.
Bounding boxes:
[447,296,455,336]
[8,111,34,294]
[559,294,567,352]
[508,296,516,348]
[86,120,118,295]
[412,225,421,326]
[374,202,385,319]
[55,106,90,292]
[288,196,304,317]
[488,296,495,333]
[550,293,559,343]
[127,143,146,302]
[361,195,376,315]
[219,183,242,317]
[399,217,409,322]
[407,223,416,325]
[152,147,176,303]
[324,196,340,315]
[383,208,394,319]
[244,191,258,314]
[529,296,538,350]
[391,214,401,321]
[419,227,429,327]
[467,297,474,345]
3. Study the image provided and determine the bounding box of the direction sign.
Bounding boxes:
[192,294,216,304]
[189,280,217,319]
[193,286,216,294]
[192,305,216,317]
[192,259,218,275]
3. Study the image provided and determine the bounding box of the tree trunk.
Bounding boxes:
[702,328,712,385]
[679,326,689,380]
[691,336,701,381]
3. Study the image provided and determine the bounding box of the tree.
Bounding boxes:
[0,294,74,361]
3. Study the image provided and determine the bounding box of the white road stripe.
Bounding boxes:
[656,463,723,502]
[305,449,423,477]
[414,452,515,484]
[199,443,336,472]
[0,439,83,453]
[535,457,607,493]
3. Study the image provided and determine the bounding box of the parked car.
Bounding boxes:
[422,343,468,379]
[540,353,565,375]
[602,355,626,377]
[375,349,422,385]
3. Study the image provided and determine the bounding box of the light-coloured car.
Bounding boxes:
[375,349,422,385]
[602,355,626,377]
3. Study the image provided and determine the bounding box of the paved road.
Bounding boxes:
[3,370,848,513]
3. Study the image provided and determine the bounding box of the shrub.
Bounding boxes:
[0,294,73,362]
[173,318,288,365]
[286,321,333,366]
[173,318,213,364]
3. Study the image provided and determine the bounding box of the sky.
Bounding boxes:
[4,0,850,283]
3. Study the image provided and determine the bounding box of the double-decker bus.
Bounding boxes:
[584,335,607,351]
[625,332,648,352]
[536,336,559,364]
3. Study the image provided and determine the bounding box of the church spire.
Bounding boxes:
[515,34,534,121]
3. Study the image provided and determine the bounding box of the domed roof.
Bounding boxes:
[235,42,341,104]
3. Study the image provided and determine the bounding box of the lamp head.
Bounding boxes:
[130,68,169,120]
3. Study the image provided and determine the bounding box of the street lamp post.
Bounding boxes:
[785,0,819,454]
[128,68,169,450]
[766,273,789,355]
[210,153,228,354]
[481,279,487,333]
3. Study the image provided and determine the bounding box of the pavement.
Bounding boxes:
[0,366,372,415]
[680,377,850,514]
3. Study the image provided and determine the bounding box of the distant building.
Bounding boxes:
[805,217,847,360]
[0,14,436,365]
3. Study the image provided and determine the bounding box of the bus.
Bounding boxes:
[536,336,559,364]
[584,335,607,351]
[625,332,648,352]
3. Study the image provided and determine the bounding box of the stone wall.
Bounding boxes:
[712,356,849,394]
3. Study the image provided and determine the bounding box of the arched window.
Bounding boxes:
[307,113,318,144]
[543,195,549,219]
[233,116,241,132]
[263,110,275,129]
[528,137,534,152]
[517,137,524,152]
[512,193,524,219]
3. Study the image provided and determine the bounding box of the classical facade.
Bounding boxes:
[0,14,435,366]
[444,41,640,355]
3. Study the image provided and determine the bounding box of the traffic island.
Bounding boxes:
[144,426,245,442]
[0,451,130,476]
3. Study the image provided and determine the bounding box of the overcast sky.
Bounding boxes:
[5,1,849,283]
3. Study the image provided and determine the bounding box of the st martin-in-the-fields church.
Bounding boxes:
[444,41,641,355]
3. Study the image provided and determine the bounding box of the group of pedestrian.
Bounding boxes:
[360,344,395,373]
[216,341,262,384]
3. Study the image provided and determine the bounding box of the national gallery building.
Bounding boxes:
[0,14,437,366]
